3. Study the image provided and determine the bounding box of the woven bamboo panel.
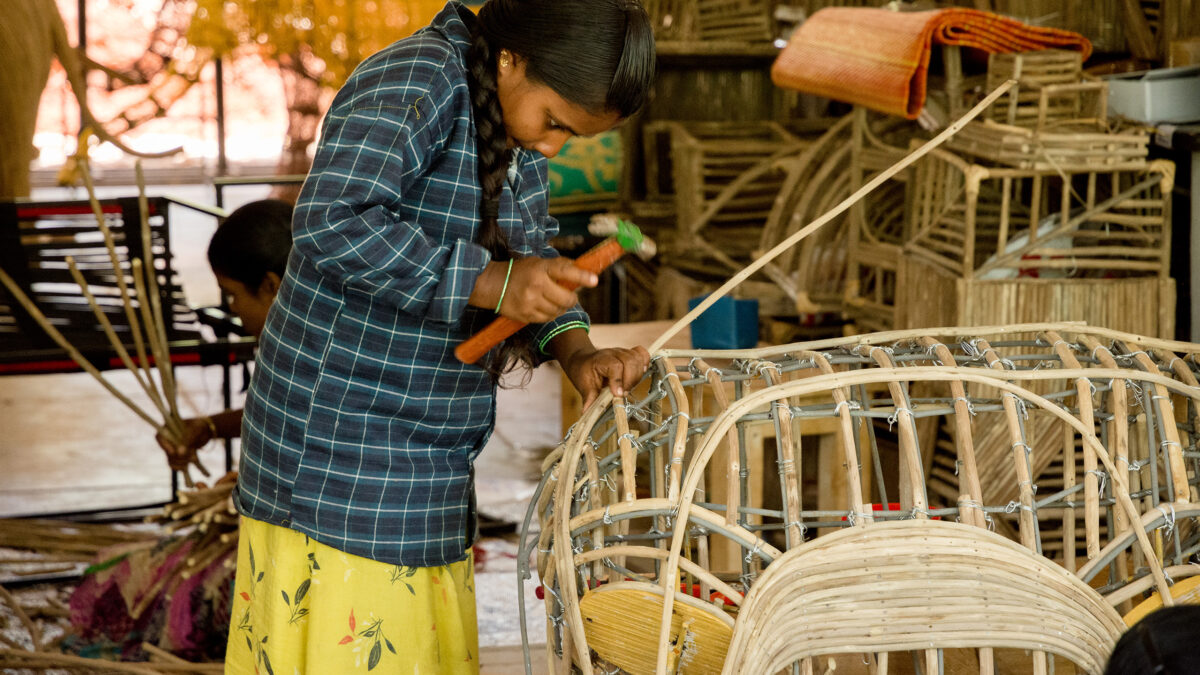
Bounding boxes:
[528,324,1200,673]
[644,0,775,43]
[725,521,1124,673]
[696,0,773,41]
[895,259,1175,338]
[990,0,1126,53]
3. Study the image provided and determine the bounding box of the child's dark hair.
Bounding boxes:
[1105,605,1200,674]
[462,0,655,377]
[207,199,294,290]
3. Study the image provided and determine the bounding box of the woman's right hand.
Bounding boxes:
[155,418,215,472]
[470,256,598,324]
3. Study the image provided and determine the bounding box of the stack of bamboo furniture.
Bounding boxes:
[524,323,1200,674]
[844,50,1173,338]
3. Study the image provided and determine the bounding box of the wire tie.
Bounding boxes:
[953,397,977,415]
[601,474,618,493]
[1157,503,1177,536]
[887,407,912,430]
[833,400,862,416]
[744,540,764,564]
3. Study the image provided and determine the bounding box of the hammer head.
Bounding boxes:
[588,214,656,260]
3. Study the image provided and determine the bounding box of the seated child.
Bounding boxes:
[156,199,293,473]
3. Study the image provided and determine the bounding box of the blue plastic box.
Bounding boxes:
[687,295,759,350]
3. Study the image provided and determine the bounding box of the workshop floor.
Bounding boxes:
[0,184,555,673]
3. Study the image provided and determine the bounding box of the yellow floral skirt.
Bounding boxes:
[225,516,478,674]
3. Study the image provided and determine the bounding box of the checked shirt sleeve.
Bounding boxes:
[292,67,488,324]
[526,212,591,357]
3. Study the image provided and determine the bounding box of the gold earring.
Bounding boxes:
[500,52,510,68]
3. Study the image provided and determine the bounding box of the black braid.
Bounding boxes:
[465,22,538,380]
[465,29,513,261]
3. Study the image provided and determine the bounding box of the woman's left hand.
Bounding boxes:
[563,345,652,409]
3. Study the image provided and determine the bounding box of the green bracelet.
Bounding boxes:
[495,259,514,313]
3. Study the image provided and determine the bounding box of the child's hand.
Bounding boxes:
[155,418,215,472]
[486,257,598,324]
[563,345,652,409]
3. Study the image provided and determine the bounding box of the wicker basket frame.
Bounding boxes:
[524,323,1200,674]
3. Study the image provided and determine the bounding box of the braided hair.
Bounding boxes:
[461,0,655,379]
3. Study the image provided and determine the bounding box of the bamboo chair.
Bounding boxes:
[722,520,1126,675]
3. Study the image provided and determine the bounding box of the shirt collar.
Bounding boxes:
[424,1,474,58]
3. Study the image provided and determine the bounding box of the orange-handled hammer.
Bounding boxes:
[455,215,655,365]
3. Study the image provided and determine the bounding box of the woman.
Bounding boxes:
[226,1,656,672]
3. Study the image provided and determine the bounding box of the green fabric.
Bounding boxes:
[547,131,622,199]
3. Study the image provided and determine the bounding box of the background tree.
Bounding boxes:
[11,0,443,200]
[0,0,174,200]
[183,0,444,180]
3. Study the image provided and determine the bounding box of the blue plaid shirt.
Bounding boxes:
[236,1,589,567]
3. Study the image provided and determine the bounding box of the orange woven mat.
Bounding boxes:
[772,8,1092,120]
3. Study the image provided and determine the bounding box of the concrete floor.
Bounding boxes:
[0,183,558,671]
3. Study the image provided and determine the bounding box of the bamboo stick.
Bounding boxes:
[975,340,1038,550]
[0,266,158,427]
[1043,332,1101,560]
[919,338,986,530]
[0,648,222,673]
[0,583,42,651]
[861,347,927,516]
[64,255,181,443]
[136,162,182,429]
[131,258,200,484]
[697,360,741,532]
[759,365,804,546]
[79,159,161,408]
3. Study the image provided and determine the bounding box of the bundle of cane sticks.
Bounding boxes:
[0,480,236,672]
[0,159,206,485]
